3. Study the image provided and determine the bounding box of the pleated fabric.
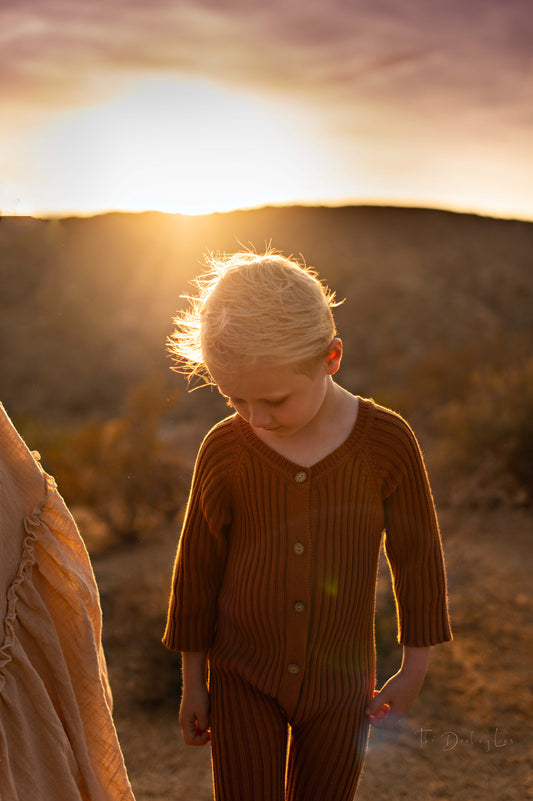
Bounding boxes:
[163,397,452,798]
[0,404,135,801]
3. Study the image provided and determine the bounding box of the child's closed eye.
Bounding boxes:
[265,397,288,407]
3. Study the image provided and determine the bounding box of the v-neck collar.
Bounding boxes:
[233,397,373,479]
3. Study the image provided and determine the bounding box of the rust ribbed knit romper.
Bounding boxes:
[163,398,452,800]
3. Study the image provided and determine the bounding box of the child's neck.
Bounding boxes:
[252,384,359,468]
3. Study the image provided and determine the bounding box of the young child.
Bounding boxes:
[163,251,452,801]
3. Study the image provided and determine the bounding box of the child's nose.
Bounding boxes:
[248,405,272,429]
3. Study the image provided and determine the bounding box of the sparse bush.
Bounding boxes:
[437,357,533,506]
[37,378,190,542]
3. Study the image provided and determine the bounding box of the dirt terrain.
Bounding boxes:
[92,504,532,801]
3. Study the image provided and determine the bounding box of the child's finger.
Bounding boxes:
[365,689,390,717]
[367,691,407,730]
[181,715,211,746]
[193,720,211,745]
[196,710,210,733]
[367,704,391,725]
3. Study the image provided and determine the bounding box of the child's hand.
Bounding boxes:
[366,680,411,729]
[366,646,429,729]
[179,684,211,746]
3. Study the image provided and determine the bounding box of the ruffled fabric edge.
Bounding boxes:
[0,470,55,682]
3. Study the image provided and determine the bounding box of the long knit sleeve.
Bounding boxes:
[375,408,452,646]
[162,421,235,652]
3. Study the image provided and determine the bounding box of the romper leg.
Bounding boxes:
[285,702,370,801]
[209,668,288,801]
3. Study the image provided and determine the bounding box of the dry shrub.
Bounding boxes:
[436,357,533,507]
[40,379,189,543]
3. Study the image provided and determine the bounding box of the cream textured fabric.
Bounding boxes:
[0,404,135,801]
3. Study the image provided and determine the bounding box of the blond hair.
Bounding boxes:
[168,251,340,386]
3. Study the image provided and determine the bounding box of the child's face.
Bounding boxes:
[209,353,339,440]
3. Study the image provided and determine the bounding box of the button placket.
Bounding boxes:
[280,468,312,711]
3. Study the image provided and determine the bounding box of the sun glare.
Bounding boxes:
[7,75,532,221]
[22,77,328,216]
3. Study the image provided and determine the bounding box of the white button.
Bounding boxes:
[294,542,305,555]
[294,601,305,613]
[288,663,300,675]
[294,470,307,483]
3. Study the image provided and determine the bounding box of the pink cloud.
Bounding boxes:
[1,0,531,138]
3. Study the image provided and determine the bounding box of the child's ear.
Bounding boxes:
[326,337,343,375]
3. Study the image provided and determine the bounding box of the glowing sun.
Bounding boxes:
[26,77,325,216]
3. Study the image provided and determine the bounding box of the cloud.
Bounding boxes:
[2,0,532,219]
[2,0,532,113]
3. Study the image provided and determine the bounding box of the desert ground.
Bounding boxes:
[93,503,532,801]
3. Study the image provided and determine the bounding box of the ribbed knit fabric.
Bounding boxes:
[163,397,452,799]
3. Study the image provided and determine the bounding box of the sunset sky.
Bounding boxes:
[2,0,533,219]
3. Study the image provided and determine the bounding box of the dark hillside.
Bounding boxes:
[1,205,532,424]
